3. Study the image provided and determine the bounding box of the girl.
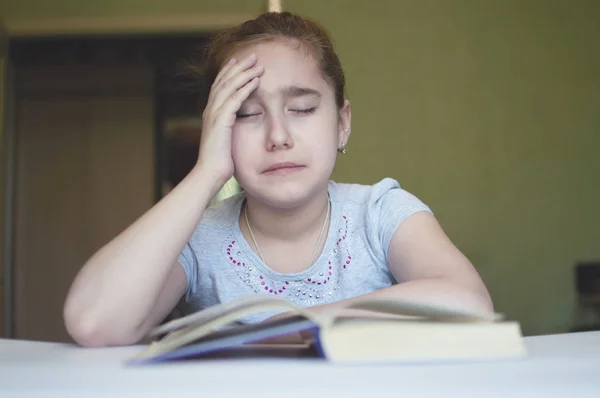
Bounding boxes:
[64,12,493,347]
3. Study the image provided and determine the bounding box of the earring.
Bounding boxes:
[337,146,346,154]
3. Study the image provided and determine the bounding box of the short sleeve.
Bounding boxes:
[178,241,199,302]
[366,178,433,263]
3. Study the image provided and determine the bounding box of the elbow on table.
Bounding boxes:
[437,276,495,315]
[470,281,495,314]
[63,306,142,348]
[477,291,495,314]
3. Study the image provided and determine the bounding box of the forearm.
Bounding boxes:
[309,277,494,316]
[262,277,493,345]
[64,165,225,344]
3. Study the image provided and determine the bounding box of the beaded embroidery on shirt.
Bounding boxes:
[223,215,353,306]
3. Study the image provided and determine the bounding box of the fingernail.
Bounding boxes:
[229,58,237,65]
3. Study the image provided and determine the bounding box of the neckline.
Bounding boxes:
[231,184,340,280]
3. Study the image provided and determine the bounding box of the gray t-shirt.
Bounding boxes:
[178,177,432,323]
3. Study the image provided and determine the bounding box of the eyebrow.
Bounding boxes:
[282,85,322,98]
[248,85,321,100]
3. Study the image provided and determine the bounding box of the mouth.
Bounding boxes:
[262,162,306,175]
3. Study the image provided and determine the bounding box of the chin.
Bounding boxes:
[240,176,327,210]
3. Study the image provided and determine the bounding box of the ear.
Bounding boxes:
[337,99,352,150]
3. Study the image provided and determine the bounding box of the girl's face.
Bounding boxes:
[228,39,351,209]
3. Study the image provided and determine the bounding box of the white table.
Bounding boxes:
[1,331,599,397]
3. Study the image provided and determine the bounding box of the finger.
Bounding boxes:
[217,76,260,119]
[207,58,236,104]
[207,54,256,108]
[216,53,257,90]
[211,65,264,111]
[212,57,237,91]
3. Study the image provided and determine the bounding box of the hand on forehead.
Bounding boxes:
[227,40,332,102]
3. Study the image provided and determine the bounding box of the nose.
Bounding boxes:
[264,111,294,151]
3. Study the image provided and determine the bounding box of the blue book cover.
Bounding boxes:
[128,315,324,364]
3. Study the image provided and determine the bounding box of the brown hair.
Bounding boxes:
[190,11,346,109]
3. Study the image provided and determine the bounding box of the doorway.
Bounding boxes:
[5,33,214,343]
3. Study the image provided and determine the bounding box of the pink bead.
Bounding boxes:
[279,289,282,293]
[269,289,273,293]
[265,287,268,290]
[318,282,321,285]
[285,281,289,284]
[261,282,265,285]
[328,277,330,280]
[308,278,311,282]
[324,280,327,284]
[343,265,347,268]
[329,272,332,275]
[229,257,233,261]
[283,286,286,290]
[346,260,350,264]
[260,275,264,279]
[231,241,235,244]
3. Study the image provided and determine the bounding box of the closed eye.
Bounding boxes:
[236,113,261,119]
[291,107,316,115]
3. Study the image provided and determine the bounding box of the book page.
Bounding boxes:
[140,293,503,360]
[140,295,327,358]
[149,295,298,337]
[132,315,318,363]
[337,298,503,322]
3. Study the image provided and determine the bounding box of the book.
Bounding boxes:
[129,294,527,365]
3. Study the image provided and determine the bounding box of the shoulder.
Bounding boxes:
[178,192,244,300]
[191,192,244,237]
[328,177,430,211]
[329,178,433,260]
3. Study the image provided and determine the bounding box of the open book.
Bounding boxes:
[130,294,526,364]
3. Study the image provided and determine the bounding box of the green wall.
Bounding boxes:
[0,0,262,19]
[2,0,599,335]
[285,0,600,335]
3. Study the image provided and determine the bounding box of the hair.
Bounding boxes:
[188,11,346,109]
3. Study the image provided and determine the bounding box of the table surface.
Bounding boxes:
[1,331,600,398]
